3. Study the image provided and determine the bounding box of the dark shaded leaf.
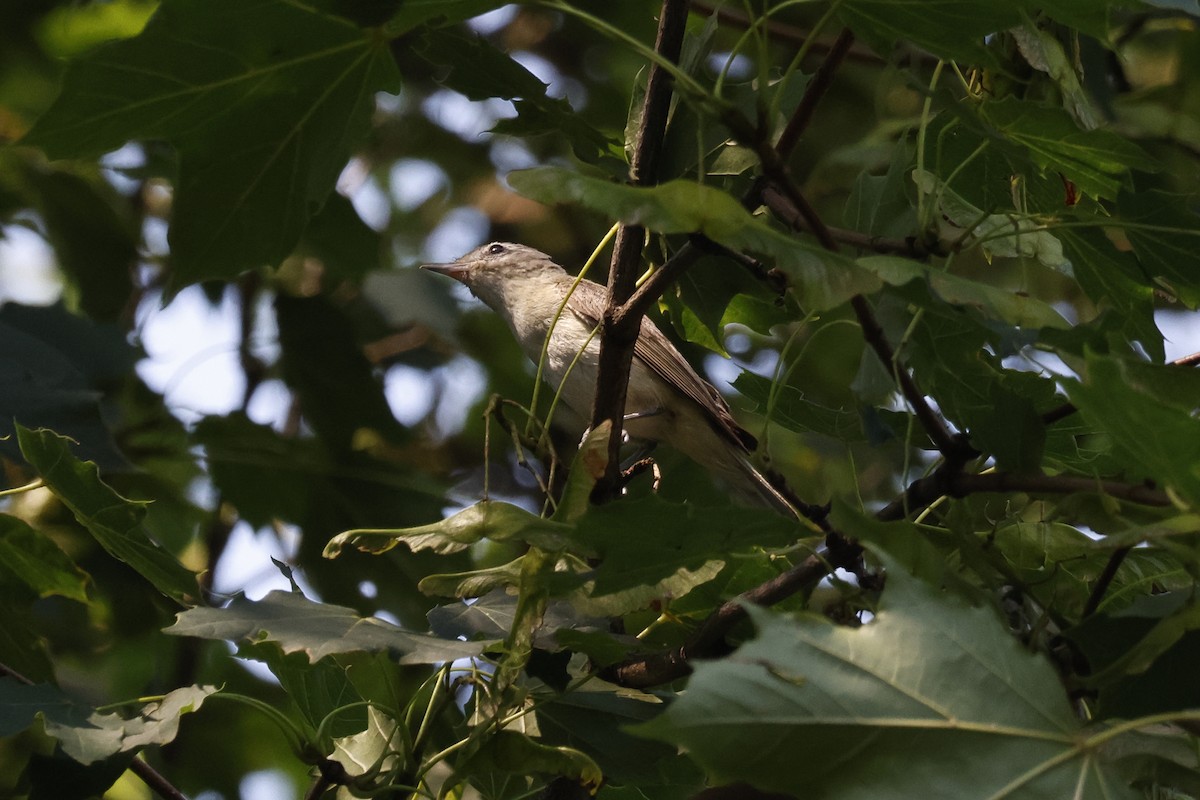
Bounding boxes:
[734,371,865,441]
[1067,353,1200,507]
[0,514,89,602]
[839,0,1023,62]
[1120,189,1200,307]
[23,0,401,288]
[980,98,1158,200]
[17,426,199,606]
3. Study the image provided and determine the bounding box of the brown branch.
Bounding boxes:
[755,177,965,457]
[614,29,858,328]
[602,549,841,688]
[0,662,189,800]
[590,0,690,501]
[776,28,856,157]
[1082,546,1132,619]
[1041,350,1200,427]
[877,469,1171,522]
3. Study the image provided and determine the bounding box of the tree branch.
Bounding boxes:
[753,162,966,458]
[877,469,1171,522]
[1082,546,1132,619]
[590,0,690,501]
[601,549,841,688]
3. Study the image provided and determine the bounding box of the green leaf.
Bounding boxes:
[864,254,1071,329]
[166,589,489,663]
[329,705,406,779]
[384,0,507,34]
[0,514,89,602]
[839,0,1024,62]
[0,680,216,765]
[468,731,603,790]
[418,28,609,159]
[17,426,200,606]
[295,192,382,282]
[572,496,797,597]
[1066,353,1200,508]
[509,167,881,312]
[1119,189,1200,307]
[980,98,1158,200]
[22,164,137,322]
[325,501,574,559]
[843,144,917,239]
[239,641,369,740]
[910,170,1073,272]
[1054,226,1163,360]
[275,290,409,455]
[734,371,866,442]
[0,304,135,469]
[23,0,401,288]
[1011,25,1100,129]
[635,551,1136,799]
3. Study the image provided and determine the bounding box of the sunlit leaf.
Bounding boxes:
[166,589,489,663]
[325,501,574,558]
[0,680,216,765]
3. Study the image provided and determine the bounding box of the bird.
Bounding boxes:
[422,241,798,518]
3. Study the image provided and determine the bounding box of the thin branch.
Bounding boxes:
[776,28,857,157]
[590,0,690,501]
[602,549,842,688]
[1082,546,1132,619]
[130,759,190,800]
[877,469,1171,522]
[758,179,964,462]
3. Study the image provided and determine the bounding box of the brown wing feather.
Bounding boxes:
[564,279,757,452]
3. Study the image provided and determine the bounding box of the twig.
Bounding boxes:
[776,28,857,157]
[759,182,963,455]
[590,0,690,501]
[877,470,1171,522]
[602,549,840,687]
[1082,547,1133,619]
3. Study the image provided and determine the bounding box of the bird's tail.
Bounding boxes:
[718,448,802,521]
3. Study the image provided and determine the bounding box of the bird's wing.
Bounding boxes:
[564,279,757,452]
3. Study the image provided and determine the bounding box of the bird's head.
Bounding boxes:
[420,242,564,289]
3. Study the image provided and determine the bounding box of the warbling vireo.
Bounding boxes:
[422,242,797,518]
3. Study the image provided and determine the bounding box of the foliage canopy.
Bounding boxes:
[2,1,1200,798]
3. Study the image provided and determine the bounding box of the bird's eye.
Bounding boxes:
[487,243,506,255]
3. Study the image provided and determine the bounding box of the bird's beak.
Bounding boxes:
[420,262,469,283]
